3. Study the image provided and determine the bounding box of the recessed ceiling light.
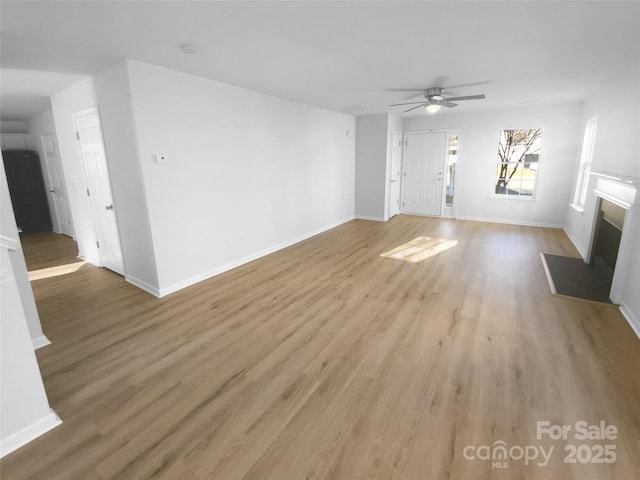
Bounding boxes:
[179,43,199,55]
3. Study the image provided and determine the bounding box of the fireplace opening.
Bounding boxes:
[590,198,625,291]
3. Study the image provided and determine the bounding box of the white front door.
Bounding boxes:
[41,133,74,237]
[402,132,446,216]
[73,109,124,275]
[389,131,402,218]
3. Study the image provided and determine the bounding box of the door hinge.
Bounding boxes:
[76,131,80,140]
[96,241,100,248]
[86,188,90,197]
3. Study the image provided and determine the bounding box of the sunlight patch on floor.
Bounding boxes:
[28,261,86,281]
[380,236,458,263]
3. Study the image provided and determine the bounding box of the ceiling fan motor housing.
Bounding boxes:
[424,87,445,99]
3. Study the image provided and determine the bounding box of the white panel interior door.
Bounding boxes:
[41,133,74,237]
[73,110,124,275]
[389,131,402,218]
[402,132,446,216]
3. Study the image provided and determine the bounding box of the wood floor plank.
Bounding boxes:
[2,217,639,480]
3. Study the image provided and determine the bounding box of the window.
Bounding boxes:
[573,117,598,207]
[495,128,543,197]
[446,135,458,207]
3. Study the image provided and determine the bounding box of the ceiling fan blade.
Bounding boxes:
[403,104,426,113]
[386,88,425,92]
[403,92,426,100]
[445,94,486,101]
[389,101,429,106]
[440,101,458,108]
[443,81,490,90]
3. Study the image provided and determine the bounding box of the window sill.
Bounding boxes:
[491,195,536,201]
[569,203,584,214]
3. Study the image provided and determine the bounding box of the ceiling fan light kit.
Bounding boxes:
[389,83,486,114]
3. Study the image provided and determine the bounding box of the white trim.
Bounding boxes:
[0,234,18,252]
[593,189,632,210]
[0,409,62,458]
[619,304,640,340]
[569,203,584,214]
[125,275,160,297]
[562,226,586,258]
[456,215,563,229]
[158,217,354,297]
[443,129,463,219]
[386,129,403,221]
[355,215,386,222]
[32,335,51,350]
[539,252,558,295]
[490,195,536,201]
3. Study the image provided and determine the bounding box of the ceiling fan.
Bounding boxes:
[389,86,486,113]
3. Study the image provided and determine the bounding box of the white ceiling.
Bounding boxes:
[1,1,639,121]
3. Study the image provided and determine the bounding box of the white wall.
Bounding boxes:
[0,120,28,134]
[50,64,159,292]
[91,61,158,293]
[126,60,355,295]
[404,103,583,227]
[0,164,60,458]
[356,114,389,221]
[0,149,49,347]
[0,133,31,150]
[564,65,640,332]
[27,110,67,235]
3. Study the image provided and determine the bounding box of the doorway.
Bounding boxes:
[442,133,460,218]
[402,131,446,216]
[73,108,124,275]
[388,131,402,218]
[41,133,74,237]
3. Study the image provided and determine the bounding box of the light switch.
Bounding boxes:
[154,154,168,163]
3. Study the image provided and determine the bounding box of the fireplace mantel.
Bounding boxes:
[590,171,639,210]
[585,171,639,308]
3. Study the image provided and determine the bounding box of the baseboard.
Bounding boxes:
[158,217,355,297]
[562,226,586,258]
[355,215,386,222]
[31,335,51,350]
[619,303,640,340]
[456,215,563,229]
[125,275,160,298]
[0,409,62,458]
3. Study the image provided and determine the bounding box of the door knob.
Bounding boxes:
[105,204,114,211]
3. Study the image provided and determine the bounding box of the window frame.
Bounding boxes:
[572,117,598,209]
[493,128,544,199]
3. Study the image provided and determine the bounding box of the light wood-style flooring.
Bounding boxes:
[20,232,81,271]
[3,217,639,479]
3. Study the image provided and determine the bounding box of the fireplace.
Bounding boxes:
[586,172,639,304]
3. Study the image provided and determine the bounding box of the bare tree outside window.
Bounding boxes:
[495,128,543,196]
